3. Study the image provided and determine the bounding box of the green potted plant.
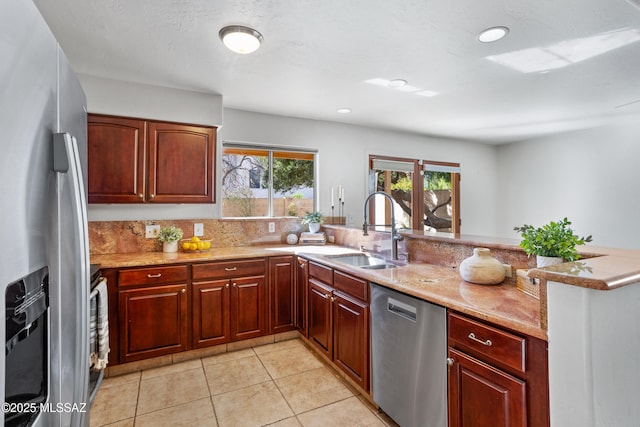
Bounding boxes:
[157,226,183,253]
[302,211,324,233]
[513,217,592,267]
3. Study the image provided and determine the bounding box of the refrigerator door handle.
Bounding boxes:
[53,132,90,427]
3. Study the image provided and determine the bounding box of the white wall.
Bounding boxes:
[219,109,499,234]
[496,119,640,249]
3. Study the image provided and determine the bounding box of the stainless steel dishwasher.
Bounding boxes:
[370,283,447,427]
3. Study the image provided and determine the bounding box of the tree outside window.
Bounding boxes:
[222,145,316,217]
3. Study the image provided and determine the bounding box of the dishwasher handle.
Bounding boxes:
[387,297,417,322]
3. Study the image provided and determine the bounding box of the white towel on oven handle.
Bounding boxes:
[90,277,110,370]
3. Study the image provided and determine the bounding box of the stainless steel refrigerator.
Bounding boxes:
[1,1,90,426]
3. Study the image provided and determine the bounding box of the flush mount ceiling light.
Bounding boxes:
[336,108,352,114]
[219,25,263,54]
[478,26,509,43]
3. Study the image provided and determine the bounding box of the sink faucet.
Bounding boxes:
[362,191,404,260]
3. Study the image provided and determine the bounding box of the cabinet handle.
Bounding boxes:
[468,332,492,347]
[330,296,336,302]
[225,283,229,288]
[147,273,162,278]
[138,193,144,199]
[181,289,186,294]
[225,267,237,272]
[150,194,155,198]
[232,282,237,287]
[324,293,331,299]
[446,357,455,366]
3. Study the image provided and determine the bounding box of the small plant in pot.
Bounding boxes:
[157,226,183,253]
[302,211,324,233]
[513,218,592,267]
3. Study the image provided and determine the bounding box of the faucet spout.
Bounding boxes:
[362,191,402,260]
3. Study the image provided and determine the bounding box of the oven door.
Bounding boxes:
[88,269,108,406]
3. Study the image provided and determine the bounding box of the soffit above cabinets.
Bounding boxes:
[34,0,640,144]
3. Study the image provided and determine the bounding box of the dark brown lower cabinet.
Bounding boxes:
[269,256,295,334]
[308,278,333,358]
[332,291,369,390]
[119,284,188,363]
[230,275,267,341]
[192,279,230,348]
[295,257,309,337]
[448,348,526,427]
[447,311,549,427]
[305,260,370,391]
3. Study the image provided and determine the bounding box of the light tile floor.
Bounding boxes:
[90,338,395,427]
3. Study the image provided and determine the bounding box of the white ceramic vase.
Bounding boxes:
[459,247,506,285]
[536,255,563,267]
[163,241,178,253]
[308,222,321,233]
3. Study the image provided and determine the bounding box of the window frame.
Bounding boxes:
[222,142,318,218]
[368,154,461,233]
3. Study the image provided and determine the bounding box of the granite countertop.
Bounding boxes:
[91,244,546,341]
[403,229,640,291]
[300,252,546,341]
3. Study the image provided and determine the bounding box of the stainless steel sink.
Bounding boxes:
[326,253,399,269]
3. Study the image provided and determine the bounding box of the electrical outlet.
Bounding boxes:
[268,222,275,233]
[145,224,160,238]
[194,223,204,237]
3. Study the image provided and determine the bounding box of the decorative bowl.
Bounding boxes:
[180,238,212,252]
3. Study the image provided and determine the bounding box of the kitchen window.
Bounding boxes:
[369,155,460,233]
[222,143,317,217]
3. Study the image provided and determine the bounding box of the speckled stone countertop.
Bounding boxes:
[91,244,547,341]
[300,252,546,341]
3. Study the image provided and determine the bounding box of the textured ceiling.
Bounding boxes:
[34,0,640,143]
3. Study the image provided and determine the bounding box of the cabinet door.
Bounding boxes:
[230,275,266,341]
[147,122,215,203]
[88,115,146,203]
[192,279,230,348]
[119,284,188,362]
[333,292,369,391]
[295,257,309,337]
[448,348,526,427]
[308,278,333,358]
[269,256,295,334]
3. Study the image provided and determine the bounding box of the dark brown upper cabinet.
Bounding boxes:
[88,114,216,203]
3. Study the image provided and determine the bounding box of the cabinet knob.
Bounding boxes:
[324,293,331,299]
[181,289,186,294]
[232,282,237,287]
[225,283,229,288]
[330,296,336,302]
[138,193,144,199]
[150,194,155,198]
[446,357,455,366]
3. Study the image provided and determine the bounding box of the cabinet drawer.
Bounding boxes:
[448,312,526,374]
[118,265,188,287]
[309,261,333,284]
[193,258,265,280]
[334,270,368,302]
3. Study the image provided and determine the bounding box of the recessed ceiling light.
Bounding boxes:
[219,25,263,54]
[337,108,352,114]
[388,79,408,88]
[478,26,509,43]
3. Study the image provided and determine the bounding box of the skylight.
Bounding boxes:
[486,27,640,73]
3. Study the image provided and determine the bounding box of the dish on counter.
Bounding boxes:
[180,237,212,252]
